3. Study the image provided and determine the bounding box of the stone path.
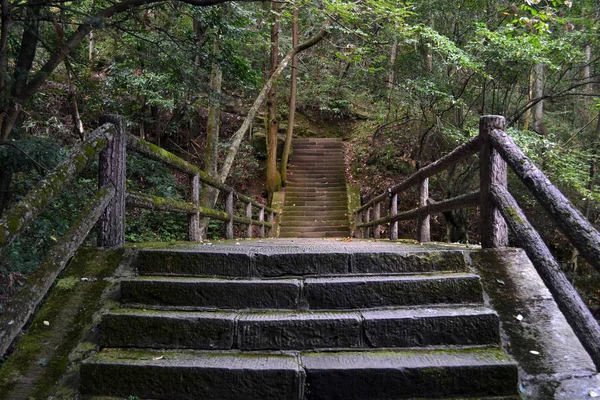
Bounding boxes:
[280,138,350,238]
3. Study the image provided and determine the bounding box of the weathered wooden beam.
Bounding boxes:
[355,210,363,238]
[480,115,508,248]
[491,184,600,369]
[356,136,481,213]
[188,174,201,241]
[418,177,430,243]
[0,185,115,358]
[365,208,371,238]
[226,192,234,240]
[358,191,480,229]
[98,115,126,248]
[374,202,381,239]
[0,124,113,251]
[489,128,600,272]
[246,202,253,238]
[268,211,275,238]
[126,134,274,214]
[259,207,266,238]
[390,192,398,240]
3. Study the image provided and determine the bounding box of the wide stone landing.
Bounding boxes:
[81,239,579,399]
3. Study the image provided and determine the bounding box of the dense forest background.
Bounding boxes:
[0,0,599,317]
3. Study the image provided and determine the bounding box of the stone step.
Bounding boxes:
[283,211,348,218]
[278,225,350,233]
[286,177,346,184]
[286,174,345,180]
[121,273,482,309]
[285,190,348,196]
[279,231,351,238]
[282,205,348,212]
[284,197,348,204]
[285,184,347,189]
[80,349,305,400]
[80,348,518,399]
[100,307,499,350]
[136,249,470,277]
[284,200,348,207]
[282,221,350,228]
[301,348,518,399]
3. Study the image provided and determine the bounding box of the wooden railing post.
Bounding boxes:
[374,202,381,239]
[226,191,234,240]
[98,114,126,248]
[259,207,266,238]
[417,177,430,243]
[188,174,201,241]
[355,211,363,238]
[365,207,371,238]
[390,192,398,240]
[480,115,508,248]
[246,202,253,238]
[268,211,275,237]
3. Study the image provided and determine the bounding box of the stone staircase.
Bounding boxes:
[280,138,350,238]
[80,241,519,399]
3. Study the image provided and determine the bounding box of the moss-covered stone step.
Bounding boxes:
[121,273,482,310]
[301,348,518,400]
[285,184,348,190]
[282,205,348,212]
[135,248,470,277]
[283,210,348,218]
[80,348,518,399]
[80,349,305,400]
[285,177,345,184]
[121,277,303,309]
[279,230,351,238]
[279,225,350,233]
[305,273,483,309]
[285,191,349,198]
[100,307,499,350]
[282,221,350,228]
[284,200,348,207]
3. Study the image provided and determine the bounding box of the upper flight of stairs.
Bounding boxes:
[280,138,350,238]
[80,242,519,399]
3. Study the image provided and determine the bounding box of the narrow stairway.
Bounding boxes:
[280,138,350,238]
[80,241,519,399]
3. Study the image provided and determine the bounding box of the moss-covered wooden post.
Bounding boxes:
[246,202,253,238]
[480,115,508,248]
[98,114,126,248]
[268,211,275,237]
[356,211,363,238]
[259,207,266,238]
[365,207,371,238]
[374,202,381,239]
[189,174,200,241]
[226,191,234,239]
[418,177,430,243]
[390,192,398,240]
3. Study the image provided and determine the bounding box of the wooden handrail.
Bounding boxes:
[126,134,274,214]
[354,114,600,370]
[0,123,114,250]
[491,184,600,369]
[356,135,481,214]
[489,128,600,272]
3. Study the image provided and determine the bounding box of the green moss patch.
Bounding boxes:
[0,247,124,400]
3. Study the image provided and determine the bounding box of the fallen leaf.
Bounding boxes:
[516,314,523,321]
[50,236,57,242]
[530,350,540,355]
[590,390,599,397]
[496,279,505,285]
[43,321,50,326]
[152,356,164,361]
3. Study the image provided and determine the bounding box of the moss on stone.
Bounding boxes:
[0,248,124,400]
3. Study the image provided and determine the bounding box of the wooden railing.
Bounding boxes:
[355,115,600,369]
[0,115,273,357]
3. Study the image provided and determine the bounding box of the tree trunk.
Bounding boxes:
[385,34,398,123]
[533,63,547,135]
[280,6,298,186]
[266,1,280,204]
[218,25,328,185]
[199,40,222,238]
